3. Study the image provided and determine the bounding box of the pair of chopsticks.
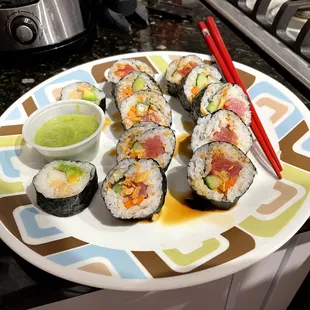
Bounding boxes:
[198,17,282,179]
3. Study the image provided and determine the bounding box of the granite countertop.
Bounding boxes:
[0,1,309,309]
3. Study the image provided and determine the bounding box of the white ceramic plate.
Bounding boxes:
[1,51,310,291]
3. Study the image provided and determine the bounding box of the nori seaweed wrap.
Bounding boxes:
[187,142,256,210]
[33,160,98,217]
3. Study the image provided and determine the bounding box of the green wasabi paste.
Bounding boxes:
[35,114,99,147]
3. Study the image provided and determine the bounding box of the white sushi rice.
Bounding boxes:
[188,143,256,203]
[119,91,172,130]
[115,71,161,104]
[33,161,94,199]
[102,159,165,219]
[117,126,176,169]
[191,110,253,153]
[60,82,104,105]
[165,55,204,84]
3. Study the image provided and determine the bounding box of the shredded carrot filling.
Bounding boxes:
[119,170,151,208]
[191,86,200,96]
[118,87,133,102]
[124,196,145,208]
[127,105,159,124]
[225,178,236,189]
[212,170,236,193]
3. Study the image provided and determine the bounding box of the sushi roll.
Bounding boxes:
[178,65,222,112]
[108,59,155,84]
[119,90,172,130]
[187,142,256,210]
[165,55,204,96]
[199,83,252,126]
[117,124,176,170]
[114,71,162,106]
[102,158,167,220]
[191,110,253,154]
[60,82,105,106]
[33,161,98,217]
[191,81,223,121]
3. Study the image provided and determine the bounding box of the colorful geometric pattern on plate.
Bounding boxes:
[0,51,310,291]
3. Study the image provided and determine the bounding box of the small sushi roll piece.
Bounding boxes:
[117,125,176,170]
[108,59,155,84]
[178,65,222,112]
[188,142,256,210]
[165,55,204,97]
[119,90,172,130]
[191,110,253,154]
[201,83,252,126]
[102,158,167,220]
[60,82,105,106]
[33,161,98,217]
[191,81,223,122]
[114,71,162,106]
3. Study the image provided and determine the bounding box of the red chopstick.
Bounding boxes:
[198,20,282,179]
[206,16,283,174]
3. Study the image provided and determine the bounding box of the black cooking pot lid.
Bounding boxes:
[0,0,39,9]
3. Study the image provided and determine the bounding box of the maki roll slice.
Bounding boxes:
[165,55,204,96]
[33,161,98,217]
[102,158,167,220]
[191,81,223,122]
[60,82,105,106]
[178,65,222,112]
[191,110,253,154]
[188,142,256,210]
[200,83,252,126]
[108,59,155,84]
[114,71,162,107]
[117,123,176,170]
[119,90,172,130]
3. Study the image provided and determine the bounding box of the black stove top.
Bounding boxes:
[0,0,39,9]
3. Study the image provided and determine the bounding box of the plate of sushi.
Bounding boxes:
[1,51,310,291]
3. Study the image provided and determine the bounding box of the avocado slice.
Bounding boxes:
[131,141,143,152]
[58,163,83,184]
[82,89,97,102]
[133,77,145,92]
[172,70,182,79]
[112,179,124,194]
[204,175,222,190]
[206,99,219,113]
[196,74,208,88]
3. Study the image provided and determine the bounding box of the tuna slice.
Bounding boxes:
[138,183,148,196]
[225,98,246,117]
[142,113,160,123]
[213,127,237,144]
[211,156,242,177]
[178,62,199,77]
[116,64,135,78]
[141,136,165,158]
